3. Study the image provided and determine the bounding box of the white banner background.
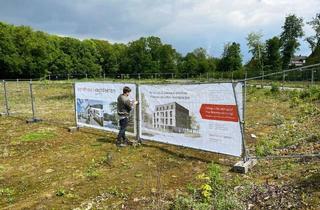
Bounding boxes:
[75,82,136,135]
[139,83,243,156]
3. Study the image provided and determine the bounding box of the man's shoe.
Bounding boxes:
[125,138,139,146]
[116,143,127,147]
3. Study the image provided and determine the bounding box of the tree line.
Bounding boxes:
[0,13,319,79]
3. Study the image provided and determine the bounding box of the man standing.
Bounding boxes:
[116,86,138,147]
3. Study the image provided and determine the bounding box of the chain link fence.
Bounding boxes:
[0,81,6,115]
[2,80,32,118]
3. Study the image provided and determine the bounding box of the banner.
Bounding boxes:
[139,83,243,157]
[75,82,136,135]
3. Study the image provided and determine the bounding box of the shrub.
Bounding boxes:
[270,82,280,93]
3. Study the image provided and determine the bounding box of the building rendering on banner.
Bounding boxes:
[153,102,191,133]
[85,104,104,126]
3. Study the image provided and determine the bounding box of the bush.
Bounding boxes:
[270,82,280,93]
[299,86,320,101]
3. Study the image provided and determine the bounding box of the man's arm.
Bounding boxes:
[124,98,132,112]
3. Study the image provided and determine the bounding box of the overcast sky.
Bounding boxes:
[0,0,319,61]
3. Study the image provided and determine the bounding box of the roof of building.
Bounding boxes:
[155,102,189,112]
[291,55,308,61]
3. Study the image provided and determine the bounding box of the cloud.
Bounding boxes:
[0,0,319,60]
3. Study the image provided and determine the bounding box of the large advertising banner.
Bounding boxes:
[75,82,136,135]
[139,83,243,157]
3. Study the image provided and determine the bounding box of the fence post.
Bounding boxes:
[2,81,9,116]
[73,83,78,127]
[135,84,141,143]
[231,82,257,173]
[311,69,315,86]
[171,73,174,80]
[261,71,264,88]
[242,81,247,162]
[282,72,285,90]
[103,73,106,80]
[26,81,42,123]
[68,82,80,132]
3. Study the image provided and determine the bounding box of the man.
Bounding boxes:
[116,86,138,147]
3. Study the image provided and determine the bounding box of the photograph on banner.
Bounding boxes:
[75,82,136,134]
[139,83,243,156]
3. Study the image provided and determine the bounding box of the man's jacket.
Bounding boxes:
[117,94,132,117]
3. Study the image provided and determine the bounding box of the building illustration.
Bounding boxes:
[153,102,191,133]
[78,101,104,127]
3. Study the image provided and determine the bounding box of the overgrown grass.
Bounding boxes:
[255,86,320,156]
[171,163,245,210]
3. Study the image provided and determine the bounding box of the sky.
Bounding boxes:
[0,0,319,62]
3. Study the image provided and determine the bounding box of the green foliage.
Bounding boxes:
[306,13,320,52]
[306,46,320,65]
[0,187,15,203]
[255,91,320,157]
[207,163,222,189]
[171,196,211,210]
[85,159,101,179]
[246,32,264,60]
[0,22,224,79]
[280,14,304,69]
[270,82,280,93]
[179,48,217,77]
[171,163,244,210]
[217,42,242,72]
[264,36,282,72]
[299,86,320,101]
[56,188,66,196]
[271,113,285,126]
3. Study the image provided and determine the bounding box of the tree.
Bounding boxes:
[217,42,242,72]
[306,13,320,52]
[280,14,304,69]
[180,52,198,76]
[246,32,265,74]
[246,32,264,60]
[264,36,282,72]
[159,44,179,74]
[0,22,22,78]
[125,37,154,74]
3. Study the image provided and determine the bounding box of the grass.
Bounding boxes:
[19,130,56,142]
[0,81,319,209]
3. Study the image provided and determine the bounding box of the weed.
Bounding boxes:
[0,187,15,203]
[56,188,66,196]
[107,186,126,198]
[280,162,295,171]
[270,82,280,93]
[271,113,285,126]
[85,159,101,179]
[171,163,244,210]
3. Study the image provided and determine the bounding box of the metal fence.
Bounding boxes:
[5,63,320,83]
[1,63,320,161]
